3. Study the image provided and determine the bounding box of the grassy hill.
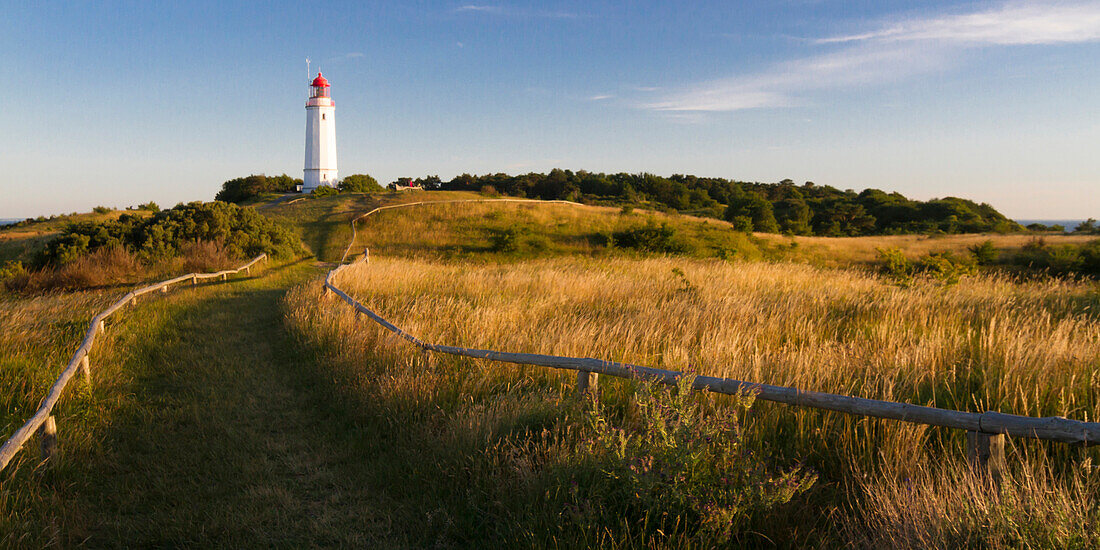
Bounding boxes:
[283,195,1100,546]
[1,193,1098,547]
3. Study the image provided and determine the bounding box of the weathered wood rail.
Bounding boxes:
[0,254,268,473]
[326,198,1100,475]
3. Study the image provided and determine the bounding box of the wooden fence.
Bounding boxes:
[325,198,1100,476]
[0,254,268,473]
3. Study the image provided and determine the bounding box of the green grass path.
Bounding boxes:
[51,262,403,547]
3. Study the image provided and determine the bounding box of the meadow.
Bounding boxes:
[2,194,1098,547]
[284,197,1100,547]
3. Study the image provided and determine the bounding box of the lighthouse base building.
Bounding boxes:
[303,72,338,192]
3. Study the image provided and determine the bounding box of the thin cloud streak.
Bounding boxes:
[455,5,502,13]
[640,1,1100,112]
[453,4,581,19]
[643,44,948,112]
[819,1,1100,45]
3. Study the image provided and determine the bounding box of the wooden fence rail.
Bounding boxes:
[0,254,268,473]
[325,198,1100,475]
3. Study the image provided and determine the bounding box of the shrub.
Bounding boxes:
[968,240,998,266]
[480,185,500,197]
[877,247,912,285]
[338,174,383,193]
[216,174,302,203]
[311,185,338,197]
[730,216,754,234]
[613,222,690,254]
[92,206,112,214]
[919,251,976,285]
[36,201,302,268]
[619,204,634,216]
[1080,240,1100,276]
[562,375,815,544]
[0,261,27,290]
[488,227,528,253]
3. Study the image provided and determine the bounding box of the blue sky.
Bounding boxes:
[1,1,1098,218]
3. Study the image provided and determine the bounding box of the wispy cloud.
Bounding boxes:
[818,2,1100,45]
[455,5,502,14]
[453,4,581,19]
[641,1,1100,112]
[588,94,614,101]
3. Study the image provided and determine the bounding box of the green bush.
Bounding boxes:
[1008,238,1100,277]
[919,251,976,285]
[138,201,160,212]
[562,375,815,544]
[310,185,339,197]
[338,174,383,193]
[92,206,112,214]
[877,247,912,285]
[488,227,528,253]
[968,240,998,266]
[613,221,691,254]
[37,202,302,267]
[0,260,27,288]
[1080,240,1100,275]
[730,215,754,234]
[215,174,302,203]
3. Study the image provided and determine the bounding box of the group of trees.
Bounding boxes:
[338,174,384,193]
[216,173,388,203]
[211,168,1058,237]
[215,174,302,203]
[37,202,301,267]
[424,170,1020,236]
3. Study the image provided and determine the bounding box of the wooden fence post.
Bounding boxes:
[161,285,168,293]
[967,431,1005,480]
[98,320,105,335]
[222,273,228,281]
[192,275,198,286]
[577,371,598,398]
[245,266,251,276]
[131,296,137,306]
[40,416,57,461]
[80,355,91,385]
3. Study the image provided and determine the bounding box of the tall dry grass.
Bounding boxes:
[5,242,237,293]
[296,255,1100,545]
[763,232,1097,266]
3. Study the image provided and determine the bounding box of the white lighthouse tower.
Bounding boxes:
[303,72,338,192]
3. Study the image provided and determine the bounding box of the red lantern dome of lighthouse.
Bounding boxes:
[311,72,330,88]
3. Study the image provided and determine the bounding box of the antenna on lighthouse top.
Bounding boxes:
[306,58,311,81]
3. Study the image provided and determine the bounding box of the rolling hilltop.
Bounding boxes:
[0,192,1098,547]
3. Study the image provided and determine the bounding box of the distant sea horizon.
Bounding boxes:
[0,218,22,227]
[1014,219,1088,230]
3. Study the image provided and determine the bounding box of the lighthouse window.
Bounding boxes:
[322,114,326,120]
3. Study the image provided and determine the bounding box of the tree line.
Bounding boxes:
[212,170,1098,237]
[417,170,1021,236]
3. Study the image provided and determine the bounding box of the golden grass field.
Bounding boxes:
[767,232,1098,266]
[286,199,1100,546]
[3,195,1098,546]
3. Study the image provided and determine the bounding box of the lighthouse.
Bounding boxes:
[303,72,338,192]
